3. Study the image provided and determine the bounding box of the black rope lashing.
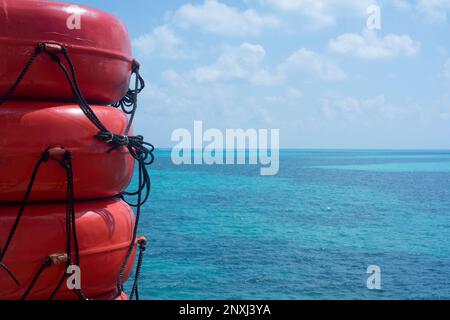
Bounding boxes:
[21,254,69,300]
[0,44,45,106]
[113,60,145,117]
[53,150,89,301]
[129,237,147,300]
[116,157,144,294]
[38,43,155,298]
[0,263,19,286]
[48,267,69,301]
[0,42,154,198]
[0,151,48,262]
[41,43,155,179]
[21,256,53,300]
[0,149,52,286]
[9,148,88,301]
[43,44,108,133]
[0,42,154,300]
[0,147,88,300]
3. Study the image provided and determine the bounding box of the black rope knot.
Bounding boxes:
[138,238,147,252]
[95,131,128,147]
[94,132,155,164]
[112,60,145,115]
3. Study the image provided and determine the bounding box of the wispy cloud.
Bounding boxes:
[176,44,346,85]
[281,48,347,81]
[172,0,280,36]
[416,0,450,24]
[192,43,267,82]
[254,0,373,29]
[329,30,420,59]
[133,25,189,60]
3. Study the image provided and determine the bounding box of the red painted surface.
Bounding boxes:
[0,0,133,104]
[0,198,136,300]
[0,101,135,202]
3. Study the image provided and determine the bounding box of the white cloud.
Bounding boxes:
[257,0,373,28]
[153,42,282,87]
[191,43,282,85]
[280,48,347,81]
[322,95,386,119]
[329,30,420,59]
[190,46,346,84]
[173,0,280,37]
[263,0,372,11]
[263,87,302,105]
[192,43,264,82]
[319,94,414,126]
[144,67,278,130]
[386,0,412,11]
[132,25,188,60]
[250,69,283,85]
[254,0,450,28]
[381,0,450,24]
[416,0,450,24]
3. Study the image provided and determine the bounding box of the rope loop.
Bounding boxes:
[113,59,145,115]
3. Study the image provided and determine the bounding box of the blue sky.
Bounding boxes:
[57,0,450,149]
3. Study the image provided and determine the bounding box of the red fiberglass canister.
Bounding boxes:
[0,0,133,104]
[0,101,135,202]
[0,198,136,300]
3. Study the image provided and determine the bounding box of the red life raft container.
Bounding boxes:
[0,198,136,300]
[0,0,133,104]
[0,101,135,202]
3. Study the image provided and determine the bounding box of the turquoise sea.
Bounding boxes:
[127,150,450,300]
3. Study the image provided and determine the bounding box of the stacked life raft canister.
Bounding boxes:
[0,0,154,300]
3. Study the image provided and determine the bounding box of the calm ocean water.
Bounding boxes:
[126,150,450,300]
